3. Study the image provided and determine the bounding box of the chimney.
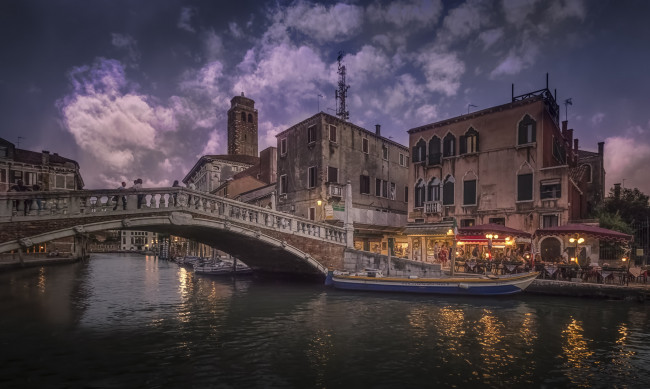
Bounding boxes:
[42,150,50,165]
[567,129,574,148]
[614,183,621,199]
[598,141,604,156]
[573,139,579,153]
[375,124,381,136]
[562,120,568,139]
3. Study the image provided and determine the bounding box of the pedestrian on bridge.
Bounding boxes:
[8,179,32,215]
[133,178,143,208]
[113,181,127,210]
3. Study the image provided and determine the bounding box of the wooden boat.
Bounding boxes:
[194,260,253,276]
[325,269,539,296]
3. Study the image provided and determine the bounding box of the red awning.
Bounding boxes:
[533,224,633,243]
[457,223,532,239]
[457,235,511,244]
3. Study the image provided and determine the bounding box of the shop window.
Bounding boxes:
[540,180,561,199]
[518,115,536,145]
[463,179,477,205]
[443,175,455,205]
[460,219,475,227]
[517,173,533,201]
[427,136,441,165]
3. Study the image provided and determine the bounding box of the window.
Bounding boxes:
[376,178,381,197]
[428,136,441,165]
[308,166,317,188]
[0,146,7,158]
[240,112,246,121]
[489,217,505,225]
[460,219,475,227]
[280,174,288,194]
[463,179,477,205]
[329,125,337,143]
[382,145,388,160]
[280,138,287,155]
[427,177,440,202]
[309,207,315,221]
[542,214,559,228]
[360,175,370,194]
[390,182,396,200]
[517,173,533,201]
[399,153,406,166]
[518,115,536,145]
[443,133,456,157]
[540,180,561,199]
[459,128,479,155]
[55,174,65,188]
[0,168,6,183]
[327,166,338,183]
[443,175,455,205]
[404,186,409,203]
[248,113,253,123]
[412,139,426,162]
[583,164,592,183]
[552,137,566,164]
[415,179,425,208]
[382,180,388,198]
[307,125,317,144]
[362,138,369,153]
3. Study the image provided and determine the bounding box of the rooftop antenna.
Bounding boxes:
[467,104,477,114]
[335,51,350,121]
[564,98,573,121]
[317,94,323,112]
[17,136,24,148]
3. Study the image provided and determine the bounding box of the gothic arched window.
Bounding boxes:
[443,175,455,205]
[428,136,441,165]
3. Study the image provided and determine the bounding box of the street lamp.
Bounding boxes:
[316,199,323,220]
[622,256,630,286]
[485,233,498,260]
[569,235,584,266]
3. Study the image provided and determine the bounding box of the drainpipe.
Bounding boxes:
[345,180,353,248]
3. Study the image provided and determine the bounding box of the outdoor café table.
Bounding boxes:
[466,260,478,273]
[504,264,519,274]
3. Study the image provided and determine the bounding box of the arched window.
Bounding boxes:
[415,179,426,208]
[240,112,246,122]
[248,113,253,123]
[443,175,455,205]
[582,164,592,183]
[443,133,456,157]
[518,115,536,145]
[460,127,479,154]
[428,136,441,165]
[427,177,440,202]
[412,139,426,163]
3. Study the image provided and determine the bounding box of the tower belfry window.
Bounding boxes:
[241,112,246,121]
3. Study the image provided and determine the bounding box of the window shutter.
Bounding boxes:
[475,134,479,152]
[412,146,419,162]
[459,135,466,155]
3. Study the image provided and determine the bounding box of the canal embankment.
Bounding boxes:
[0,253,82,271]
[527,279,650,302]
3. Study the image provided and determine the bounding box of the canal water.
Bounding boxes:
[0,254,648,388]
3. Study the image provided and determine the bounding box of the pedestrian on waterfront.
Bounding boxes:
[8,179,32,215]
[113,181,127,210]
[172,180,181,206]
[32,182,43,211]
[133,178,144,208]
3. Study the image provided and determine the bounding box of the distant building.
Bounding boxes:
[182,154,259,193]
[214,147,277,204]
[0,137,84,192]
[227,93,258,158]
[275,112,410,251]
[121,230,158,251]
[576,142,605,216]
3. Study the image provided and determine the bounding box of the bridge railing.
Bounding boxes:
[0,188,347,245]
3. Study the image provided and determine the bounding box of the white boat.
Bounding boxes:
[194,260,253,276]
[325,269,539,296]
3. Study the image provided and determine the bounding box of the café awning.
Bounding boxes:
[457,223,532,239]
[533,224,632,243]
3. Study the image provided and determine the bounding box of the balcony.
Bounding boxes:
[424,201,442,214]
[328,183,343,198]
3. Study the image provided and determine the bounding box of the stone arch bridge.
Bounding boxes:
[0,188,352,277]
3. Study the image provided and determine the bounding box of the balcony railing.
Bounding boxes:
[424,201,441,214]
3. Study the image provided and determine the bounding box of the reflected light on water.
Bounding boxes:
[478,309,510,378]
[37,267,46,294]
[561,318,594,387]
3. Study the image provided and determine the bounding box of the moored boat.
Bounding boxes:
[194,260,253,276]
[325,269,539,296]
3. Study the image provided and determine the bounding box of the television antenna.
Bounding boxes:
[564,98,572,122]
[17,136,25,148]
[334,51,350,121]
[467,104,477,114]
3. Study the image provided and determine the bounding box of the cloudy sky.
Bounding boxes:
[1,0,649,193]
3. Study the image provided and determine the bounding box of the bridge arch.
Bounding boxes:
[0,212,329,276]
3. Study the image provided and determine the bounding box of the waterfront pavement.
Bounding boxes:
[0,254,79,271]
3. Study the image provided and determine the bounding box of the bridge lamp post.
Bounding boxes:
[569,235,584,265]
[621,256,630,286]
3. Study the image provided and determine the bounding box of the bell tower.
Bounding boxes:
[227,93,258,157]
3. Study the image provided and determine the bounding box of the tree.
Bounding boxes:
[598,186,650,228]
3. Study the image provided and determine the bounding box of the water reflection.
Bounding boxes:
[562,317,594,387]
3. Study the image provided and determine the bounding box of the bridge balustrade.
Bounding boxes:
[0,188,348,246]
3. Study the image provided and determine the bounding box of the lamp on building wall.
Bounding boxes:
[485,233,498,261]
[569,235,584,265]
